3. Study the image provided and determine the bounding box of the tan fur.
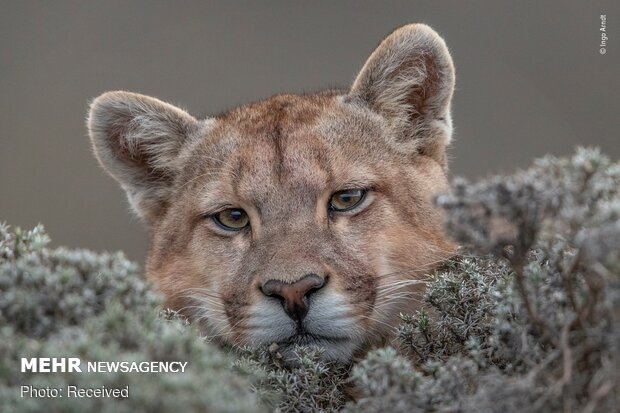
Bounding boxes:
[88,24,456,361]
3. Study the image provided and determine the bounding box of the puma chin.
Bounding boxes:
[88,24,456,362]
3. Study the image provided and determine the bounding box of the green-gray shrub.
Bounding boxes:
[1,147,618,412]
[0,224,262,413]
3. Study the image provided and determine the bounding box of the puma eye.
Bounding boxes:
[329,189,367,212]
[212,208,250,231]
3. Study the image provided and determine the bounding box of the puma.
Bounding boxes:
[88,23,456,361]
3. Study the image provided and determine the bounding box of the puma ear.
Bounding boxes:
[349,24,455,164]
[88,91,200,223]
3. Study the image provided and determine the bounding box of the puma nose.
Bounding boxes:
[261,274,325,321]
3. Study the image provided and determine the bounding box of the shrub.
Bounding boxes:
[347,148,620,412]
[1,148,618,412]
[0,224,262,413]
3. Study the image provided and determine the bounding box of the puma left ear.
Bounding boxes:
[349,24,455,164]
[88,91,200,223]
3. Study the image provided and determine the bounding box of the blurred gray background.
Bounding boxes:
[1,1,618,261]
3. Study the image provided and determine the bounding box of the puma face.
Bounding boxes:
[88,24,456,361]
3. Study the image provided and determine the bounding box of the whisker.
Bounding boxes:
[356,314,397,331]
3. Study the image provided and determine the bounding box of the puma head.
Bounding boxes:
[88,24,456,361]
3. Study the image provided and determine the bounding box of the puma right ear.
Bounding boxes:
[349,24,455,164]
[88,91,200,223]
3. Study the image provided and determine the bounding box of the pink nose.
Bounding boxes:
[261,274,325,321]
